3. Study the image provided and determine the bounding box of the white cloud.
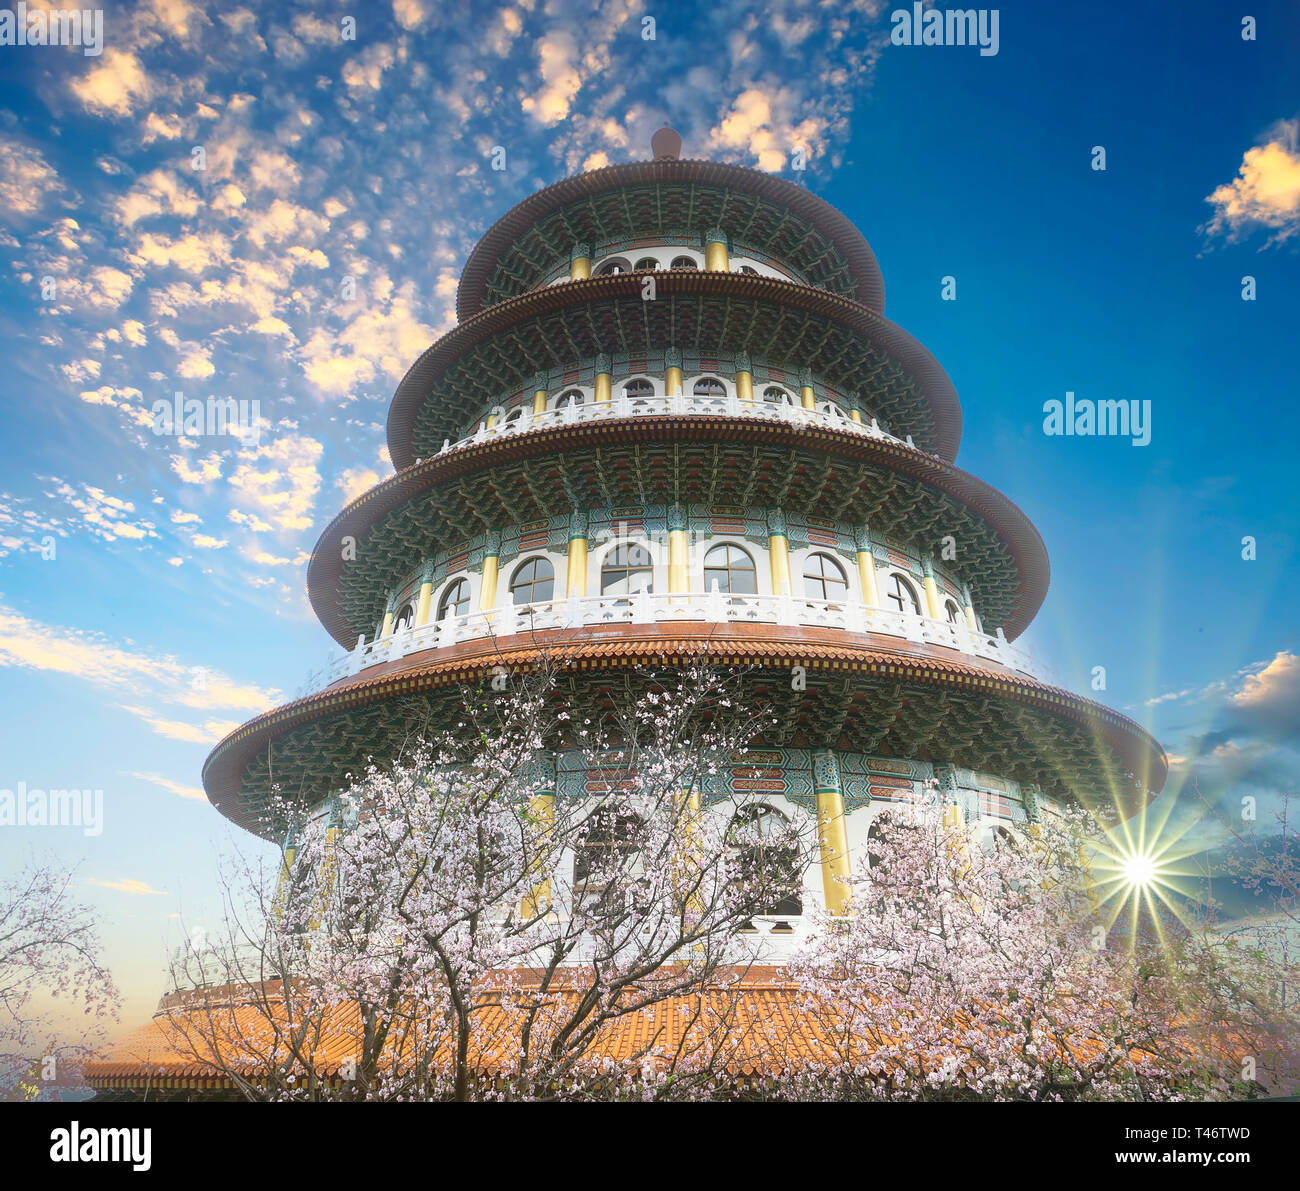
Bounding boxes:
[176,343,215,378]
[298,279,438,396]
[226,432,323,532]
[392,0,425,31]
[0,139,65,218]
[170,451,224,485]
[342,42,397,93]
[130,230,232,275]
[709,87,824,172]
[70,49,151,116]
[116,168,201,226]
[48,482,158,543]
[88,877,168,896]
[123,770,207,801]
[1204,119,1300,246]
[336,465,381,504]
[522,31,582,125]
[0,605,280,719]
[292,12,339,44]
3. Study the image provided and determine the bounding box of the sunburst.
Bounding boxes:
[1088,798,1207,950]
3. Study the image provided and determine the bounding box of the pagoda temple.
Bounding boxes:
[87,129,1166,1097]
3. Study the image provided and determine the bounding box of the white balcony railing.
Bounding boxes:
[296,592,1052,699]
[424,393,932,460]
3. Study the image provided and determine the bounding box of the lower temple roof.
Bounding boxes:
[202,625,1165,839]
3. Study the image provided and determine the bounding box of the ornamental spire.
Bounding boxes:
[651,125,681,161]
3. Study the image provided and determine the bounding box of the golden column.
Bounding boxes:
[569,241,591,281]
[848,399,864,424]
[853,526,880,608]
[532,372,549,416]
[813,750,851,915]
[941,797,971,881]
[921,557,944,620]
[1023,783,1043,839]
[961,582,980,633]
[734,350,754,403]
[766,507,792,596]
[668,502,690,594]
[664,346,683,396]
[704,227,730,272]
[1079,840,1099,910]
[309,812,342,932]
[379,602,395,639]
[936,766,972,881]
[520,769,556,918]
[272,841,298,923]
[673,786,704,917]
[594,352,612,404]
[414,563,435,627]
[479,530,502,613]
[798,367,817,411]
[566,510,589,598]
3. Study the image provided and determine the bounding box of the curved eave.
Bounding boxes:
[202,627,1167,839]
[388,271,962,470]
[310,415,1047,648]
[456,157,886,321]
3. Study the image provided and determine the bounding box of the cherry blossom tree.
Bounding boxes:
[0,859,120,1100]
[165,662,813,1101]
[783,793,1294,1101]
[1184,779,1299,1092]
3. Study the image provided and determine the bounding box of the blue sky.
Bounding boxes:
[0,0,1296,1031]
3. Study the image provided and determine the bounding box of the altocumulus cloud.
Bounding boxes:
[2,0,897,660]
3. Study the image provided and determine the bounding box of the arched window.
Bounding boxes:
[502,407,524,429]
[802,552,848,601]
[693,376,726,398]
[555,389,583,410]
[703,543,757,595]
[886,573,921,616]
[438,577,471,620]
[762,385,793,406]
[981,823,1016,856]
[633,257,659,271]
[392,603,414,632]
[737,264,759,276]
[669,255,698,269]
[819,401,847,420]
[510,556,554,606]
[944,598,961,624]
[600,544,654,598]
[596,260,626,276]
[729,804,802,922]
[574,810,644,910]
[623,378,654,403]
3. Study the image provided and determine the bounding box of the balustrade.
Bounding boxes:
[296,592,1050,697]
[427,392,924,459]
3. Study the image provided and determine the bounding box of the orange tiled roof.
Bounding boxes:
[86,970,836,1092]
[87,968,1249,1097]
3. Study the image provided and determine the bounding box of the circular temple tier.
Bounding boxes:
[204,135,1166,943]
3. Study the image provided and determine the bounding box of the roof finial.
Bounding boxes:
[651,125,682,161]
